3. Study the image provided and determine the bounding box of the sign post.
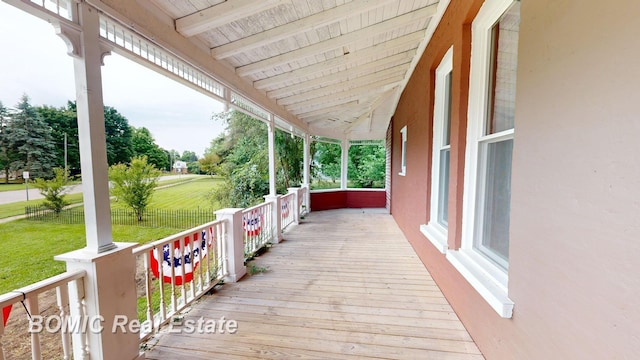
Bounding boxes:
[23,171,29,201]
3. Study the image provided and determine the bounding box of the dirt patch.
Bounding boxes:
[3,289,65,359]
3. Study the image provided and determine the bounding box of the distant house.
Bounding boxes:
[172,160,188,174]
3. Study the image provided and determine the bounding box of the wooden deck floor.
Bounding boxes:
[145,209,484,360]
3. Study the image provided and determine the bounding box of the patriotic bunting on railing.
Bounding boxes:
[150,229,213,285]
[2,304,11,326]
[281,198,290,219]
[243,210,263,236]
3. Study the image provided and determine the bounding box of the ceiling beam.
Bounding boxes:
[267,50,414,99]
[285,76,403,112]
[253,31,423,90]
[343,87,397,133]
[289,97,363,116]
[236,4,437,77]
[277,67,407,106]
[176,0,287,37]
[211,0,396,59]
[296,100,359,119]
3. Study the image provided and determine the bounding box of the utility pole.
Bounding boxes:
[64,132,68,180]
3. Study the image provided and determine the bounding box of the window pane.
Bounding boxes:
[479,139,513,267]
[486,2,520,135]
[443,72,452,146]
[437,149,450,227]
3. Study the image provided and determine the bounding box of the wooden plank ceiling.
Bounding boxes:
[148,0,442,139]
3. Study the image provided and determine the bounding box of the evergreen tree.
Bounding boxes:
[104,106,133,166]
[36,102,80,172]
[8,95,56,178]
[0,101,13,183]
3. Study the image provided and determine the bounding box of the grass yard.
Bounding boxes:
[0,220,177,293]
[0,183,28,192]
[112,176,223,211]
[0,176,226,293]
[0,192,84,219]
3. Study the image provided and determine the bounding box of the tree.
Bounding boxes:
[8,95,56,179]
[275,130,303,189]
[33,168,70,214]
[181,150,198,162]
[0,101,13,183]
[109,156,161,221]
[187,161,201,174]
[36,102,80,172]
[131,127,169,170]
[348,144,386,188]
[315,142,341,182]
[199,152,220,177]
[210,111,269,208]
[104,106,133,166]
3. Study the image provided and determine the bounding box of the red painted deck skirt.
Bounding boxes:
[310,189,386,211]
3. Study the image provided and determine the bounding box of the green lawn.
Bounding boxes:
[0,176,226,293]
[0,183,27,192]
[112,176,223,211]
[0,192,84,219]
[0,220,176,293]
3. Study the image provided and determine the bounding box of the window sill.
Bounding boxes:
[420,223,448,254]
[446,249,514,318]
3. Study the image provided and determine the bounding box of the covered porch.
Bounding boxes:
[145,209,483,360]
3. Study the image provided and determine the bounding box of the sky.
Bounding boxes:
[0,1,226,157]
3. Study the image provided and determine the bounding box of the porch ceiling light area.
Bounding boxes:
[142,0,450,140]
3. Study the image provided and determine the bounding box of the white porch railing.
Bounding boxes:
[0,269,87,360]
[132,219,228,341]
[242,201,274,258]
[280,192,296,230]
[0,191,310,358]
[299,186,309,216]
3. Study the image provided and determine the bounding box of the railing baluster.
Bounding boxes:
[169,242,177,313]
[156,247,166,322]
[56,284,72,360]
[179,236,187,306]
[25,296,41,360]
[142,252,153,333]
[189,233,196,300]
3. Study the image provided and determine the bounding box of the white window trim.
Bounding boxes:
[446,0,516,318]
[421,46,453,254]
[399,125,407,176]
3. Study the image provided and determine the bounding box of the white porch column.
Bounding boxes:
[63,2,114,253]
[215,208,247,282]
[287,187,300,225]
[264,195,282,243]
[54,4,142,360]
[267,115,277,196]
[340,139,350,190]
[302,134,311,212]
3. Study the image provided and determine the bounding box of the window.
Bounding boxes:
[399,126,407,176]
[446,0,520,318]
[421,47,453,254]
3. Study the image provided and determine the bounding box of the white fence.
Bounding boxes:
[132,219,228,340]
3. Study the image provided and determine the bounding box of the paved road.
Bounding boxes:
[0,175,194,205]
